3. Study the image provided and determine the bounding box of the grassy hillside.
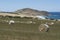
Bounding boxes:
[0,17,60,40]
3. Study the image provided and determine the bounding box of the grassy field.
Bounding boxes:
[0,17,60,40]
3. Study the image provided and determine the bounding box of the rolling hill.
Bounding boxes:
[15,8,49,16]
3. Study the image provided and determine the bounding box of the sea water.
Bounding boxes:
[47,12,60,19]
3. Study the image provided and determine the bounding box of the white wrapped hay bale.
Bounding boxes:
[9,20,15,24]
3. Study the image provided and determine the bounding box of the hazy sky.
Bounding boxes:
[0,0,60,12]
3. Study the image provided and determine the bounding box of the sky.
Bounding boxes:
[0,0,60,12]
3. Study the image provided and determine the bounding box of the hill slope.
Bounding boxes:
[15,8,49,16]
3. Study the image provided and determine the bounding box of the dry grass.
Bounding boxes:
[0,18,60,40]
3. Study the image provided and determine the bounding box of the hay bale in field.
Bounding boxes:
[39,23,50,32]
[39,24,46,32]
[9,20,15,24]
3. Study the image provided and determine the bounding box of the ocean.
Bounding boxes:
[47,12,60,19]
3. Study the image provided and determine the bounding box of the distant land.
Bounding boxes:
[0,8,49,17]
[1,8,60,19]
[15,8,49,16]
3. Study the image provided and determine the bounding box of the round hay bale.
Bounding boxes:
[39,24,47,32]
